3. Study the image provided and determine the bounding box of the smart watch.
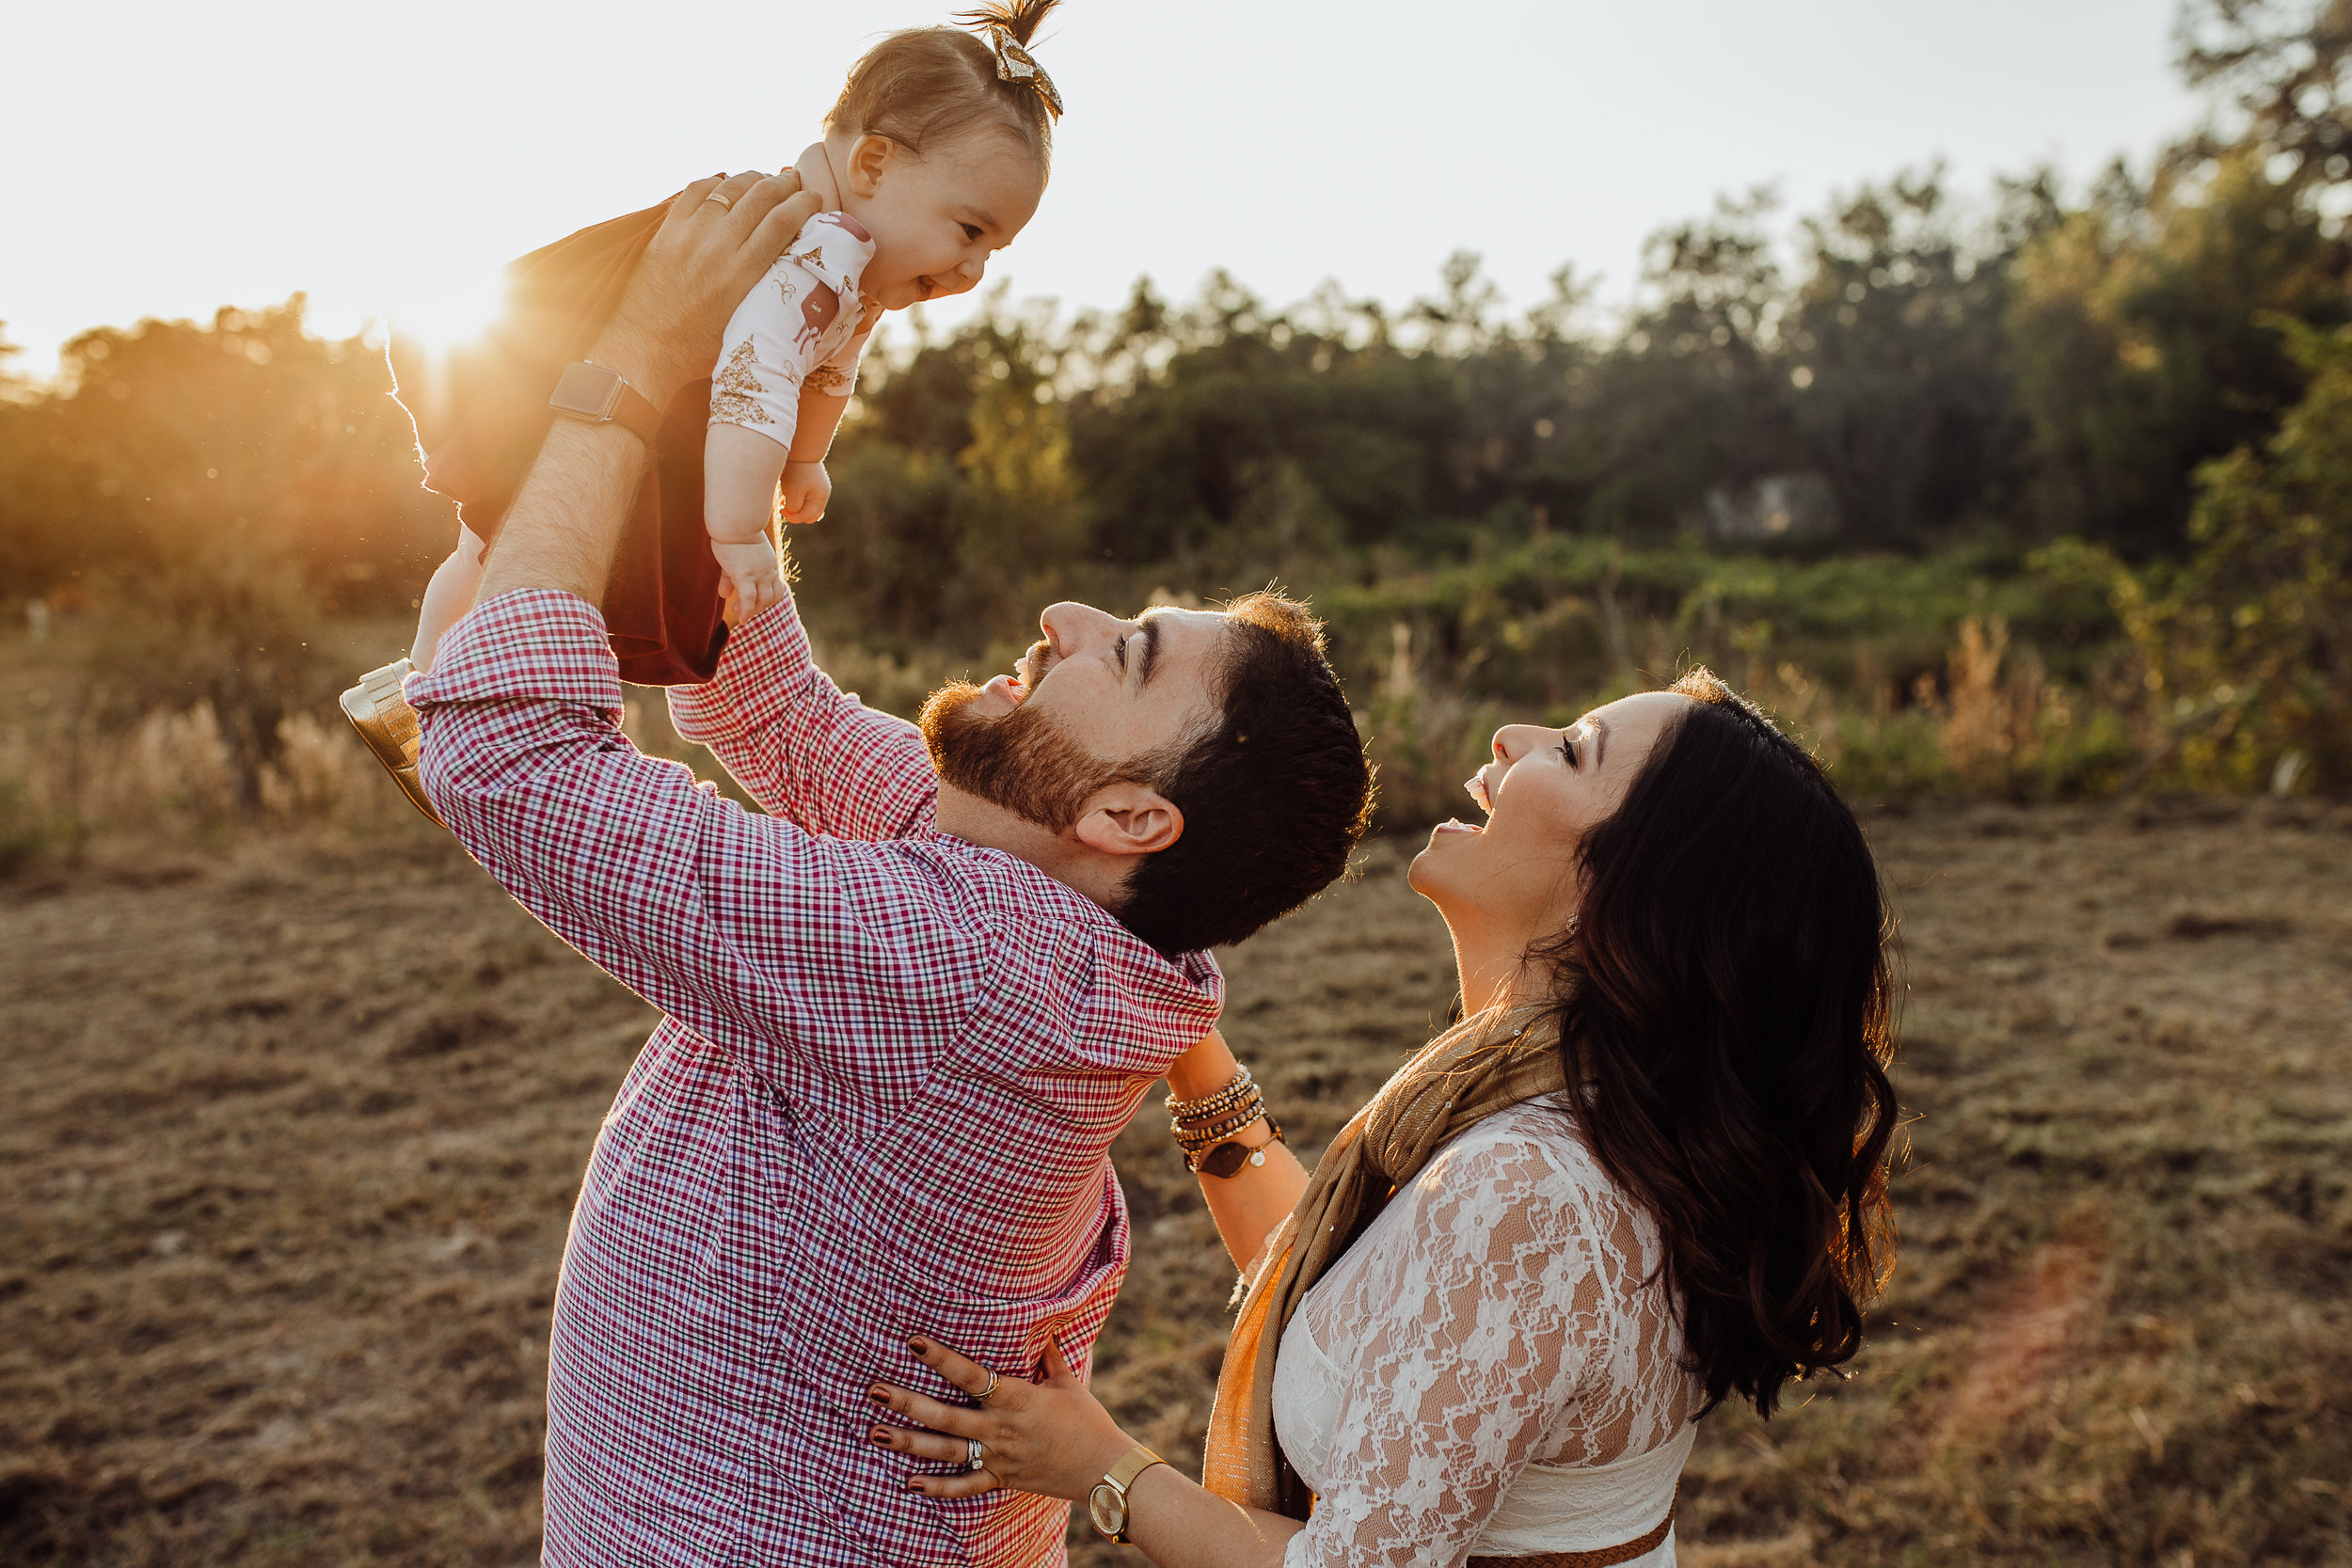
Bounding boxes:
[1087,1444,1167,1544]
[548,361,665,448]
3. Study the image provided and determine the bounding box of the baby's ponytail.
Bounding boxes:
[829,0,1065,170]
[955,0,1060,50]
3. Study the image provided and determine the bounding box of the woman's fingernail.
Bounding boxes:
[868,1386,888,1403]
[908,1335,927,1352]
[904,1477,923,1492]
[870,1427,889,1445]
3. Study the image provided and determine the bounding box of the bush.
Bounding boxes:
[78,562,330,807]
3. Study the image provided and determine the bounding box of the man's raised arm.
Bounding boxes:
[473,174,818,609]
[403,175,993,1109]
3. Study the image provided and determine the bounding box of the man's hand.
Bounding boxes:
[594,171,826,405]
[477,172,822,610]
[779,460,833,525]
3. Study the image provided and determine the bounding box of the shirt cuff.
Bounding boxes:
[667,590,818,745]
[405,589,623,716]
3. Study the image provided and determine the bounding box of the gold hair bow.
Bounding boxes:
[984,27,1064,118]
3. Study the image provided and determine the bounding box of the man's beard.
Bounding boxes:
[918,683,1151,832]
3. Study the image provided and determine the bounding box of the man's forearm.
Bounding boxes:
[477,416,649,607]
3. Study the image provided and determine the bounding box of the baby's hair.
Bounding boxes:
[827,0,1063,171]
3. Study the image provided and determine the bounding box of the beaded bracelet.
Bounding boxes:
[1165,1065,1255,1122]
[1176,1102,1267,1150]
[1172,1085,1266,1142]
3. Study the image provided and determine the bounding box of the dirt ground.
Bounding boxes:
[3,800,2348,1566]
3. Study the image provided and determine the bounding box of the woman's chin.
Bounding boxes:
[1407,820,1483,895]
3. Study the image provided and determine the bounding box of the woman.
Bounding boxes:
[867,670,1899,1566]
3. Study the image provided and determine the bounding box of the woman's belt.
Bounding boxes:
[1466,1487,1676,1568]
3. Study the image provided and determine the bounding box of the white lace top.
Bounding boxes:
[1271,1097,1702,1568]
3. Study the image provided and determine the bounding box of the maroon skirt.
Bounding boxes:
[389,195,734,686]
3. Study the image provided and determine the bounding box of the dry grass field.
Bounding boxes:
[3,798,2348,1566]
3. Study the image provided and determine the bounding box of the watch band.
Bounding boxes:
[1089,1443,1167,1544]
[548,361,665,449]
[1104,1443,1166,1493]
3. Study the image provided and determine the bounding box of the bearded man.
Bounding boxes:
[401,174,1374,1568]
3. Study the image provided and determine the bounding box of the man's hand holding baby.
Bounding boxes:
[594,172,824,404]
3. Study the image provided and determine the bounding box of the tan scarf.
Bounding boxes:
[1200,1004,1569,1516]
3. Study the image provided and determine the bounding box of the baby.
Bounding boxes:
[399,0,1063,678]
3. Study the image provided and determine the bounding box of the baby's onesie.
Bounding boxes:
[708,210,879,447]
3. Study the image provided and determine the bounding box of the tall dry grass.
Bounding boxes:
[0,604,2312,885]
[0,703,412,854]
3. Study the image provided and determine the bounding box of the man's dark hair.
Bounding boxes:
[1117,592,1375,956]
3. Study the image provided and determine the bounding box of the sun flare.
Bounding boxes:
[385,266,509,359]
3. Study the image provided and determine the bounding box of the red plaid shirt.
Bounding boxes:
[409,591,1223,1567]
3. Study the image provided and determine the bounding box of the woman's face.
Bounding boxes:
[1408,690,1693,934]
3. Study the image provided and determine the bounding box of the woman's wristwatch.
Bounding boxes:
[1088,1443,1168,1544]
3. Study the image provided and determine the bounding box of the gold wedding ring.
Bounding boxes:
[977,1369,1000,1405]
[703,190,735,211]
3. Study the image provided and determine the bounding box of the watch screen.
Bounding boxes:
[549,361,621,419]
[1088,1483,1123,1536]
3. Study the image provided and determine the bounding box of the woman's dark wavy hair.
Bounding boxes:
[1537,668,1899,1418]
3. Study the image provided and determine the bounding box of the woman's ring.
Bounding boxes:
[965,1437,986,1471]
[977,1369,1000,1405]
[703,191,735,211]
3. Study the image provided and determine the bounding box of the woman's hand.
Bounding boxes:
[869,1335,1135,1503]
[595,171,823,404]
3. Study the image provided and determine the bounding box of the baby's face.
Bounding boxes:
[846,131,1045,311]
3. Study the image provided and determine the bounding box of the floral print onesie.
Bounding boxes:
[707,211,878,448]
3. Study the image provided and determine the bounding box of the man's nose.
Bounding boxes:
[1040,601,1131,658]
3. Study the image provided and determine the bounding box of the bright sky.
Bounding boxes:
[5,0,2202,380]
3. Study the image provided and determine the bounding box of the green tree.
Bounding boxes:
[1783,169,2030,545]
[2006,150,2348,549]
[2111,316,2352,787]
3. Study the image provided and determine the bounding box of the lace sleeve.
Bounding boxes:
[1282,1123,1613,1568]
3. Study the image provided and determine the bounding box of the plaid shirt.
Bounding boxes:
[409,590,1223,1568]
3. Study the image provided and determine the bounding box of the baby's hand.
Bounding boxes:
[711,538,787,626]
[779,460,832,525]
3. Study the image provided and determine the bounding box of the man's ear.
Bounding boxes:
[845,134,898,198]
[1071,780,1184,859]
